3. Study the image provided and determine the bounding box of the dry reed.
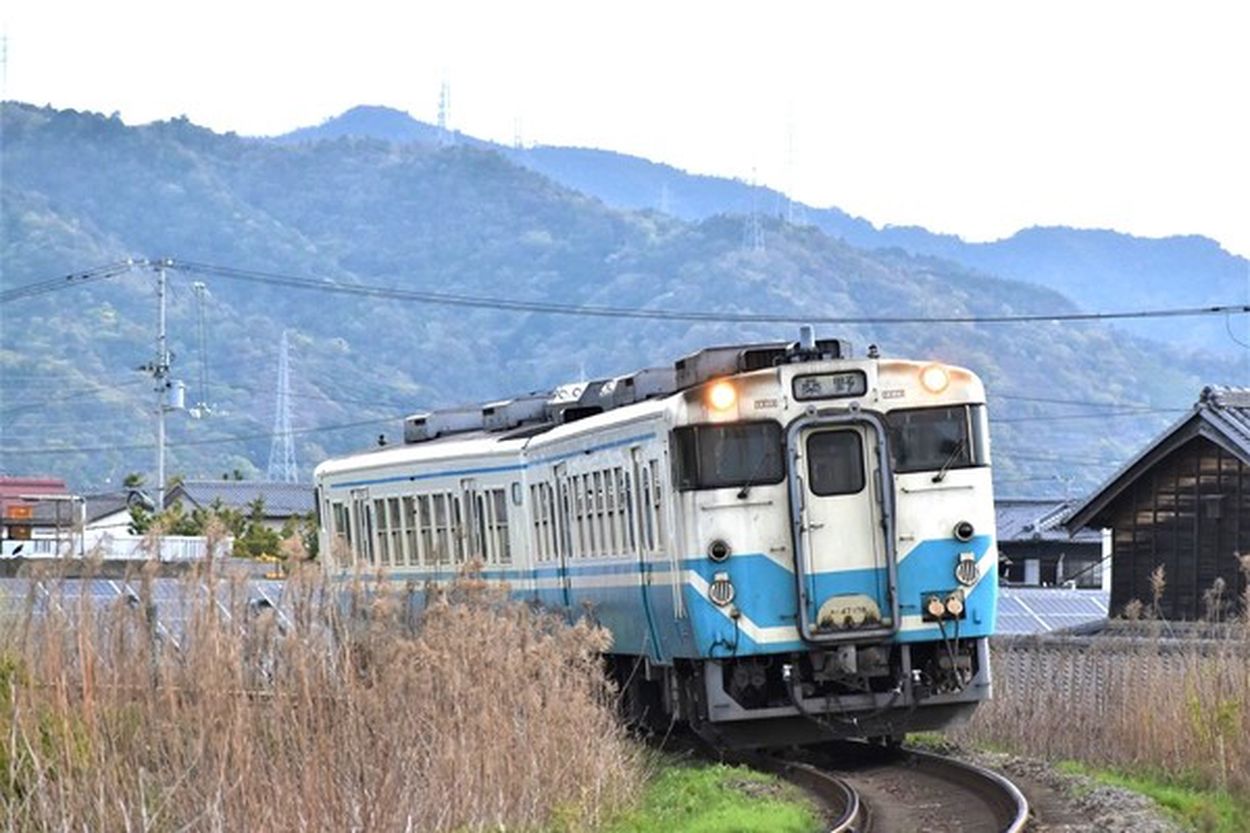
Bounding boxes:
[0,559,640,831]
[956,576,1250,796]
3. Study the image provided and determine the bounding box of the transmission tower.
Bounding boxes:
[266,330,298,482]
[437,79,453,145]
[189,281,212,417]
[743,168,765,253]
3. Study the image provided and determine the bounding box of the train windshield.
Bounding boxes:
[672,421,785,491]
[885,405,988,474]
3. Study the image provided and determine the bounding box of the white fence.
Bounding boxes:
[1,533,231,561]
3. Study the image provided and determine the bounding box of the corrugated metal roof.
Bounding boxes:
[996,498,1100,543]
[166,480,314,517]
[1064,386,1250,531]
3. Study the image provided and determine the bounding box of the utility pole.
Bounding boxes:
[155,261,170,510]
[138,258,184,511]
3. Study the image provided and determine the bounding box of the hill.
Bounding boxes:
[0,102,1241,497]
[274,106,1249,355]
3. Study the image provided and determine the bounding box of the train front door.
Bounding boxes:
[791,419,897,642]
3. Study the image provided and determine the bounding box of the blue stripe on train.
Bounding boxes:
[367,535,996,660]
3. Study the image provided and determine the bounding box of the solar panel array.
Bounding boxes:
[2,576,1110,638]
[997,586,1109,635]
[0,575,291,643]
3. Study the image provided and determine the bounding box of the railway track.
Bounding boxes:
[755,741,1029,833]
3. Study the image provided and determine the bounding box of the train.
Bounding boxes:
[313,329,997,747]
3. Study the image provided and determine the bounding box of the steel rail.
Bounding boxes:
[900,746,1030,833]
[756,755,867,833]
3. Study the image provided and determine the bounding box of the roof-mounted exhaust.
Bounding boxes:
[482,393,548,431]
[403,406,483,443]
[603,367,677,408]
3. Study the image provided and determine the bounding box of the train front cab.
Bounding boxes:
[674,362,996,749]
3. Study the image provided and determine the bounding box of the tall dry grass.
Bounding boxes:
[0,561,640,831]
[956,575,1250,795]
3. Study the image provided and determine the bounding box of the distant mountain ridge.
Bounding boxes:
[274,106,1250,355]
[0,101,1242,496]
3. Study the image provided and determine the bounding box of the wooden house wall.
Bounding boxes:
[1104,437,1250,620]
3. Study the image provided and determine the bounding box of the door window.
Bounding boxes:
[806,430,865,496]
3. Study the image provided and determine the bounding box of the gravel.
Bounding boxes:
[914,741,1184,833]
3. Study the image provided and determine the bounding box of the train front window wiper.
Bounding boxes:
[931,437,967,483]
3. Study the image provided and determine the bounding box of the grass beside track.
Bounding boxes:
[596,756,820,833]
[1056,761,1250,833]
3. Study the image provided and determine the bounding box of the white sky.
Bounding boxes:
[5,0,1249,257]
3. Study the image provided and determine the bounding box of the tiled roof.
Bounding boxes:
[1065,386,1250,531]
[996,498,1100,543]
[165,480,314,517]
[82,491,141,523]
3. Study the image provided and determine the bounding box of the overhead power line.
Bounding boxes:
[992,393,1178,409]
[6,257,1249,326]
[171,259,1250,326]
[0,415,401,457]
[0,260,141,303]
[991,408,1186,423]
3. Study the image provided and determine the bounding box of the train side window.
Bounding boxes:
[431,493,450,564]
[543,483,556,561]
[583,473,597,556]
[400,497,416,565]
[592,471,606,556]
[474,492,489,562]
[806,431,866,496]
[415,495,431,564]
[331,502,351,566]
[606,468,621,555]
[388,498,403,564]
[558,481,573,560]
[622,471,636,550]
[491,488,511,564]
[451,495,466,563]
[361,501,376,566]
[649,459,665,549]
[640,467,656,552]
[374,499,390,566]
[530,485,544,561]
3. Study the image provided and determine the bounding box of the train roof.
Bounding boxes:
[315,395,672,481]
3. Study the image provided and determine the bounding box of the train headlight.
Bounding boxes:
[708,539,732,562]
[708,572,735,606]
[708,380,737,411]
[920,364,949,394]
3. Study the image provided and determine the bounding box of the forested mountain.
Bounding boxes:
[281,106,1250,355]
[0,102,1241,497]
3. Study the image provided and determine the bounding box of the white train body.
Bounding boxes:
[315,337,997,746]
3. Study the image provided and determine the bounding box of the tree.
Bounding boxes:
[123,472,145,489]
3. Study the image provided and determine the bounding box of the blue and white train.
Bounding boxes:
[314,332,997,747]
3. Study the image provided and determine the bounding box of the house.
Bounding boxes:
[1064,386,1250,621]
[162,480,315,531]
[996,498,1108,588]
[1,476,78,557]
